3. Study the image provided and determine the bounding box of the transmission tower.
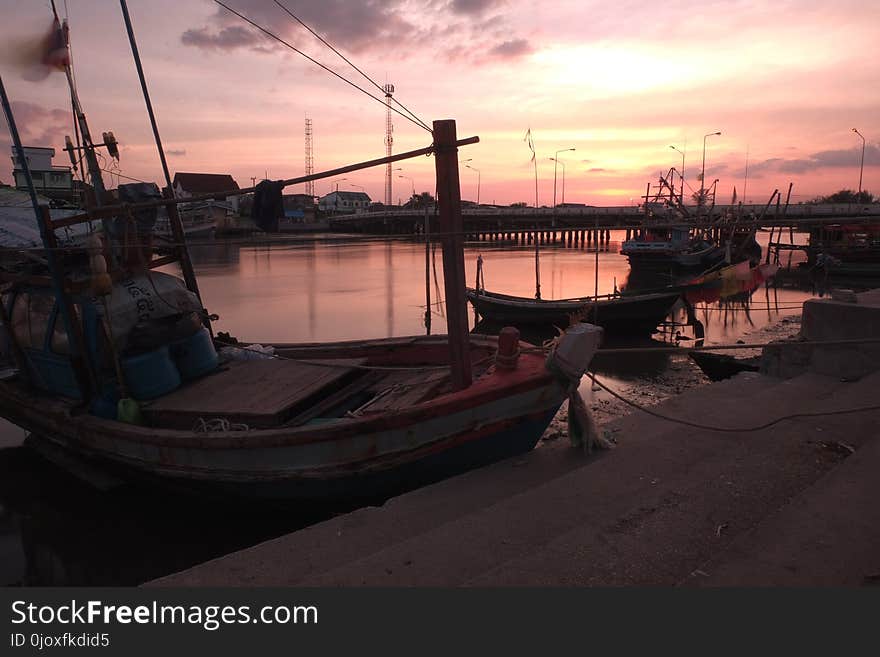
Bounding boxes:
[384,83,394,206]
[304,116,314,197]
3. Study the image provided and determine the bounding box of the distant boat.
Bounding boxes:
[466,288,681,336]
[802,223,880,277]
[621,226,725,269]
[153,201,220,238]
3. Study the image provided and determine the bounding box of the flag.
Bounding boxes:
[16,15,69,81]
[41,16,70,71]
[523,128,535,162]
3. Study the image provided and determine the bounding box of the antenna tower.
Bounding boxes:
[304,116,314,197]
[384,83,394,206]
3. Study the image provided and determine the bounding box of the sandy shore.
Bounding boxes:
[539,314,804,447]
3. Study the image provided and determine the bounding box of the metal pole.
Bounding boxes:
[670,145,685,205]
[119,0,203,303]
[0,75,91,396]
[853,128,866,201]
[560,160,566,205]
[700,132,720,212]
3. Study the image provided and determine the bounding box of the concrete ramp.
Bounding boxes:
[148,370,880,587]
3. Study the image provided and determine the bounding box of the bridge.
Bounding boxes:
[328,204,880,239]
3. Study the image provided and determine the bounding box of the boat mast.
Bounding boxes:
[0,74,93,397]
[118,0,202,304]
[52,2,116,257]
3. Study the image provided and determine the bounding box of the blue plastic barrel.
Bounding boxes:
[122,346,181,400]
[170,328,218,380]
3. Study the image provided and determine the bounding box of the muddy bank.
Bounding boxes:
[539,315,803,447]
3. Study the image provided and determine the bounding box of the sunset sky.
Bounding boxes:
[1,0,878,206]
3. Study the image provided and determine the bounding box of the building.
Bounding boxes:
[318,190,371,215]
[172,172,241,213]
[10,146,76,204]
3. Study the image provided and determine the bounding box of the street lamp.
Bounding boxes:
[853,128,866,202]
[700,132,721,208]
[465,164,481,205]
[398,175,415,199]
[553,148,575,208]
[549,158,567,205]
[670,144,685,204]
[331,177,347,193]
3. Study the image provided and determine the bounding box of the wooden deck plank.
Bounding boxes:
[144,358,367,428]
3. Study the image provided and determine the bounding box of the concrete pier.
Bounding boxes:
[150,368,880,587]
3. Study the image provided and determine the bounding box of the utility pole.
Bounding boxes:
[305,116,314,197]
[384,83,394,206]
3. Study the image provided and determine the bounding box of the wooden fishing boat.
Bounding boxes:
[621,225,724,269]
[466,287,681,335]
[802,224,880,277]
[1,333,573,501]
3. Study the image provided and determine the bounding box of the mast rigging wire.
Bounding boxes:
[211,0,432,133]
[271,0,431,132]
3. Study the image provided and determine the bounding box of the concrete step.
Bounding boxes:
[294,372,879,586]
[683,428,880,586]
[148,429,597,586]
[151,370,879,586]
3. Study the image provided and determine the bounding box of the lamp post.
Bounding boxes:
[549,158,567,205]
[700,132,721,209]
[465,164,480,205]
[398,175,415,200]
[552,148,575,208]
[330,178,347,213]
[670,144,685,205]
[853,128,866,202]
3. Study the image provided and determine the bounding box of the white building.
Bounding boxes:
[10,146,74,203]
[318,190,371,214]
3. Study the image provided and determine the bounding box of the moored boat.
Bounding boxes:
[1,333,574,501]
[466,287,681,335]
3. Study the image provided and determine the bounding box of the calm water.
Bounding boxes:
[0,230,821,585]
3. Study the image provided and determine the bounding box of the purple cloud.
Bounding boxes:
[181,0,528,63]
[730,145,879,178]
[181,25,267,52]
[450,0,506,14]
[487,38,534,59]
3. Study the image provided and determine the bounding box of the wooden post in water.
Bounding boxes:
[433,120,472,390]
[424,206,431,335]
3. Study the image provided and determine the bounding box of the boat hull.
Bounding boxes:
[466,289,680,336]
[0,335,567,503]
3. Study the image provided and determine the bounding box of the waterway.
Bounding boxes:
[0,230,821,585]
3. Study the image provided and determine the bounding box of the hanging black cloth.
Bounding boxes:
[252,179,284,232]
